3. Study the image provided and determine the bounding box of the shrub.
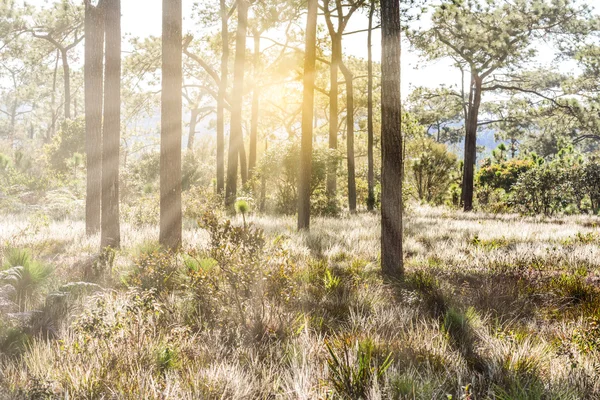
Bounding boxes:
[476,158,534,193]
[124,248,181,294]
[256,142,339,215]
[326,336,393,400]
[408,137,457,204]
[0,248,53,310]
[511,162,573,215]
[44,118,85,174]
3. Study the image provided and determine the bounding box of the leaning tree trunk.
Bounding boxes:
[217,0,229,195]
[327,34,341,199]
[367,0,375,211]
[462,74,482,212]
[381,0,403,276]
[187,108,199,151]
[340,62,357,213]
[160,0,183,250]
[61,49,72,120]
[84,0,105,236]
[297,0,318,231]
[225,0,249,208]
[100,0,121,250]
[48,50,59,141]
[248,30,261,181]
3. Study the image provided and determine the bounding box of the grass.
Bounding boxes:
[1,205,600,398]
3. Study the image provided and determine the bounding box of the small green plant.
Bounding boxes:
[155,344,180,374]
[0,248,53,309]
[323,268,341,292]
[235,199,250,228]
[326,337,393,400]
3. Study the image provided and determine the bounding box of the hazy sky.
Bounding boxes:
[27,0,589,98]
[26,0,461,96]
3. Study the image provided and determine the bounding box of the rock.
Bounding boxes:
[0,284,16,301]
[0,297,18,314]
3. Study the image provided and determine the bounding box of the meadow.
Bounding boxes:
[1,206,599,399]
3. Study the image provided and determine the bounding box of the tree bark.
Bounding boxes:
[340,61,356,213]
[461,73,482,212]
[187,108,199,151]
[367,0,375,211]
[381,0,403,276]
[84,0,104,236]
[327,34,340,198]
[100,0,121,249]
[217,0,229,195]
[160,0,183,250]
[248,30,261,181]
[60,50,71,120]
[297,0,318,231]
[225,0,249,208]
[48,50,60,141]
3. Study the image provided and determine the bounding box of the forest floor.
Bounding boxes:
[1,206,600,399]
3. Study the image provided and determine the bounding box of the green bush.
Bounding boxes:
[408,137,457,205]
[257,142,340,216]
[44,118,85,174]
[476,158,534,192]
[511,161,573,215]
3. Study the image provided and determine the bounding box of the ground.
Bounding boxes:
[1,206,600,399]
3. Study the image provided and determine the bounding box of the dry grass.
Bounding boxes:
[1,205,600,399]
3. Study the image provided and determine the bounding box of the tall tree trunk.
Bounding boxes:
[297,0,318,231]
[61,49,71,120]
[49,49,59,141]
[217,0,229,195]
[160,0,183,250]
[84,0,105,236]
[248,30,261,181]
[367,0,375,211]
[340,62,357,213]
[462,74,482,212]
[381,0,403,276]
[260,139,268,213]
[225,0,249,208]
[187,108,199,151]
[327,35,340,198]
[100,0,121,249]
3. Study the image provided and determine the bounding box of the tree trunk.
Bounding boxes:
[160,0,183,250]
[49,49,60,141]
[187,108,199,151]
[240,135,248,186]
[462,74,482,212]
[225,0,249,208]
[217,0,229,195]
[61,49,71,120]
[248,30,261,181]
[100,0,121,249]
[297,0,318,231]
[84,0,105,236]
[340,62,356,213]
[327,34,340,199]
[260,139,268,213]
[367,0,375,211]
[381,0,403,276]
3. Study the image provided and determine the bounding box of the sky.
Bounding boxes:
[25,0,592,111]
[27,0,463,97]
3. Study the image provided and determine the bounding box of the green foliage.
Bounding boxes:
[44,118,85,174]
[409,137,458,204]
[257,142,339,215]
[326,337,393,400]
[124,247,181,295]
[511,159,574,215]
[1,248,52,309]
[476,158,534,192]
